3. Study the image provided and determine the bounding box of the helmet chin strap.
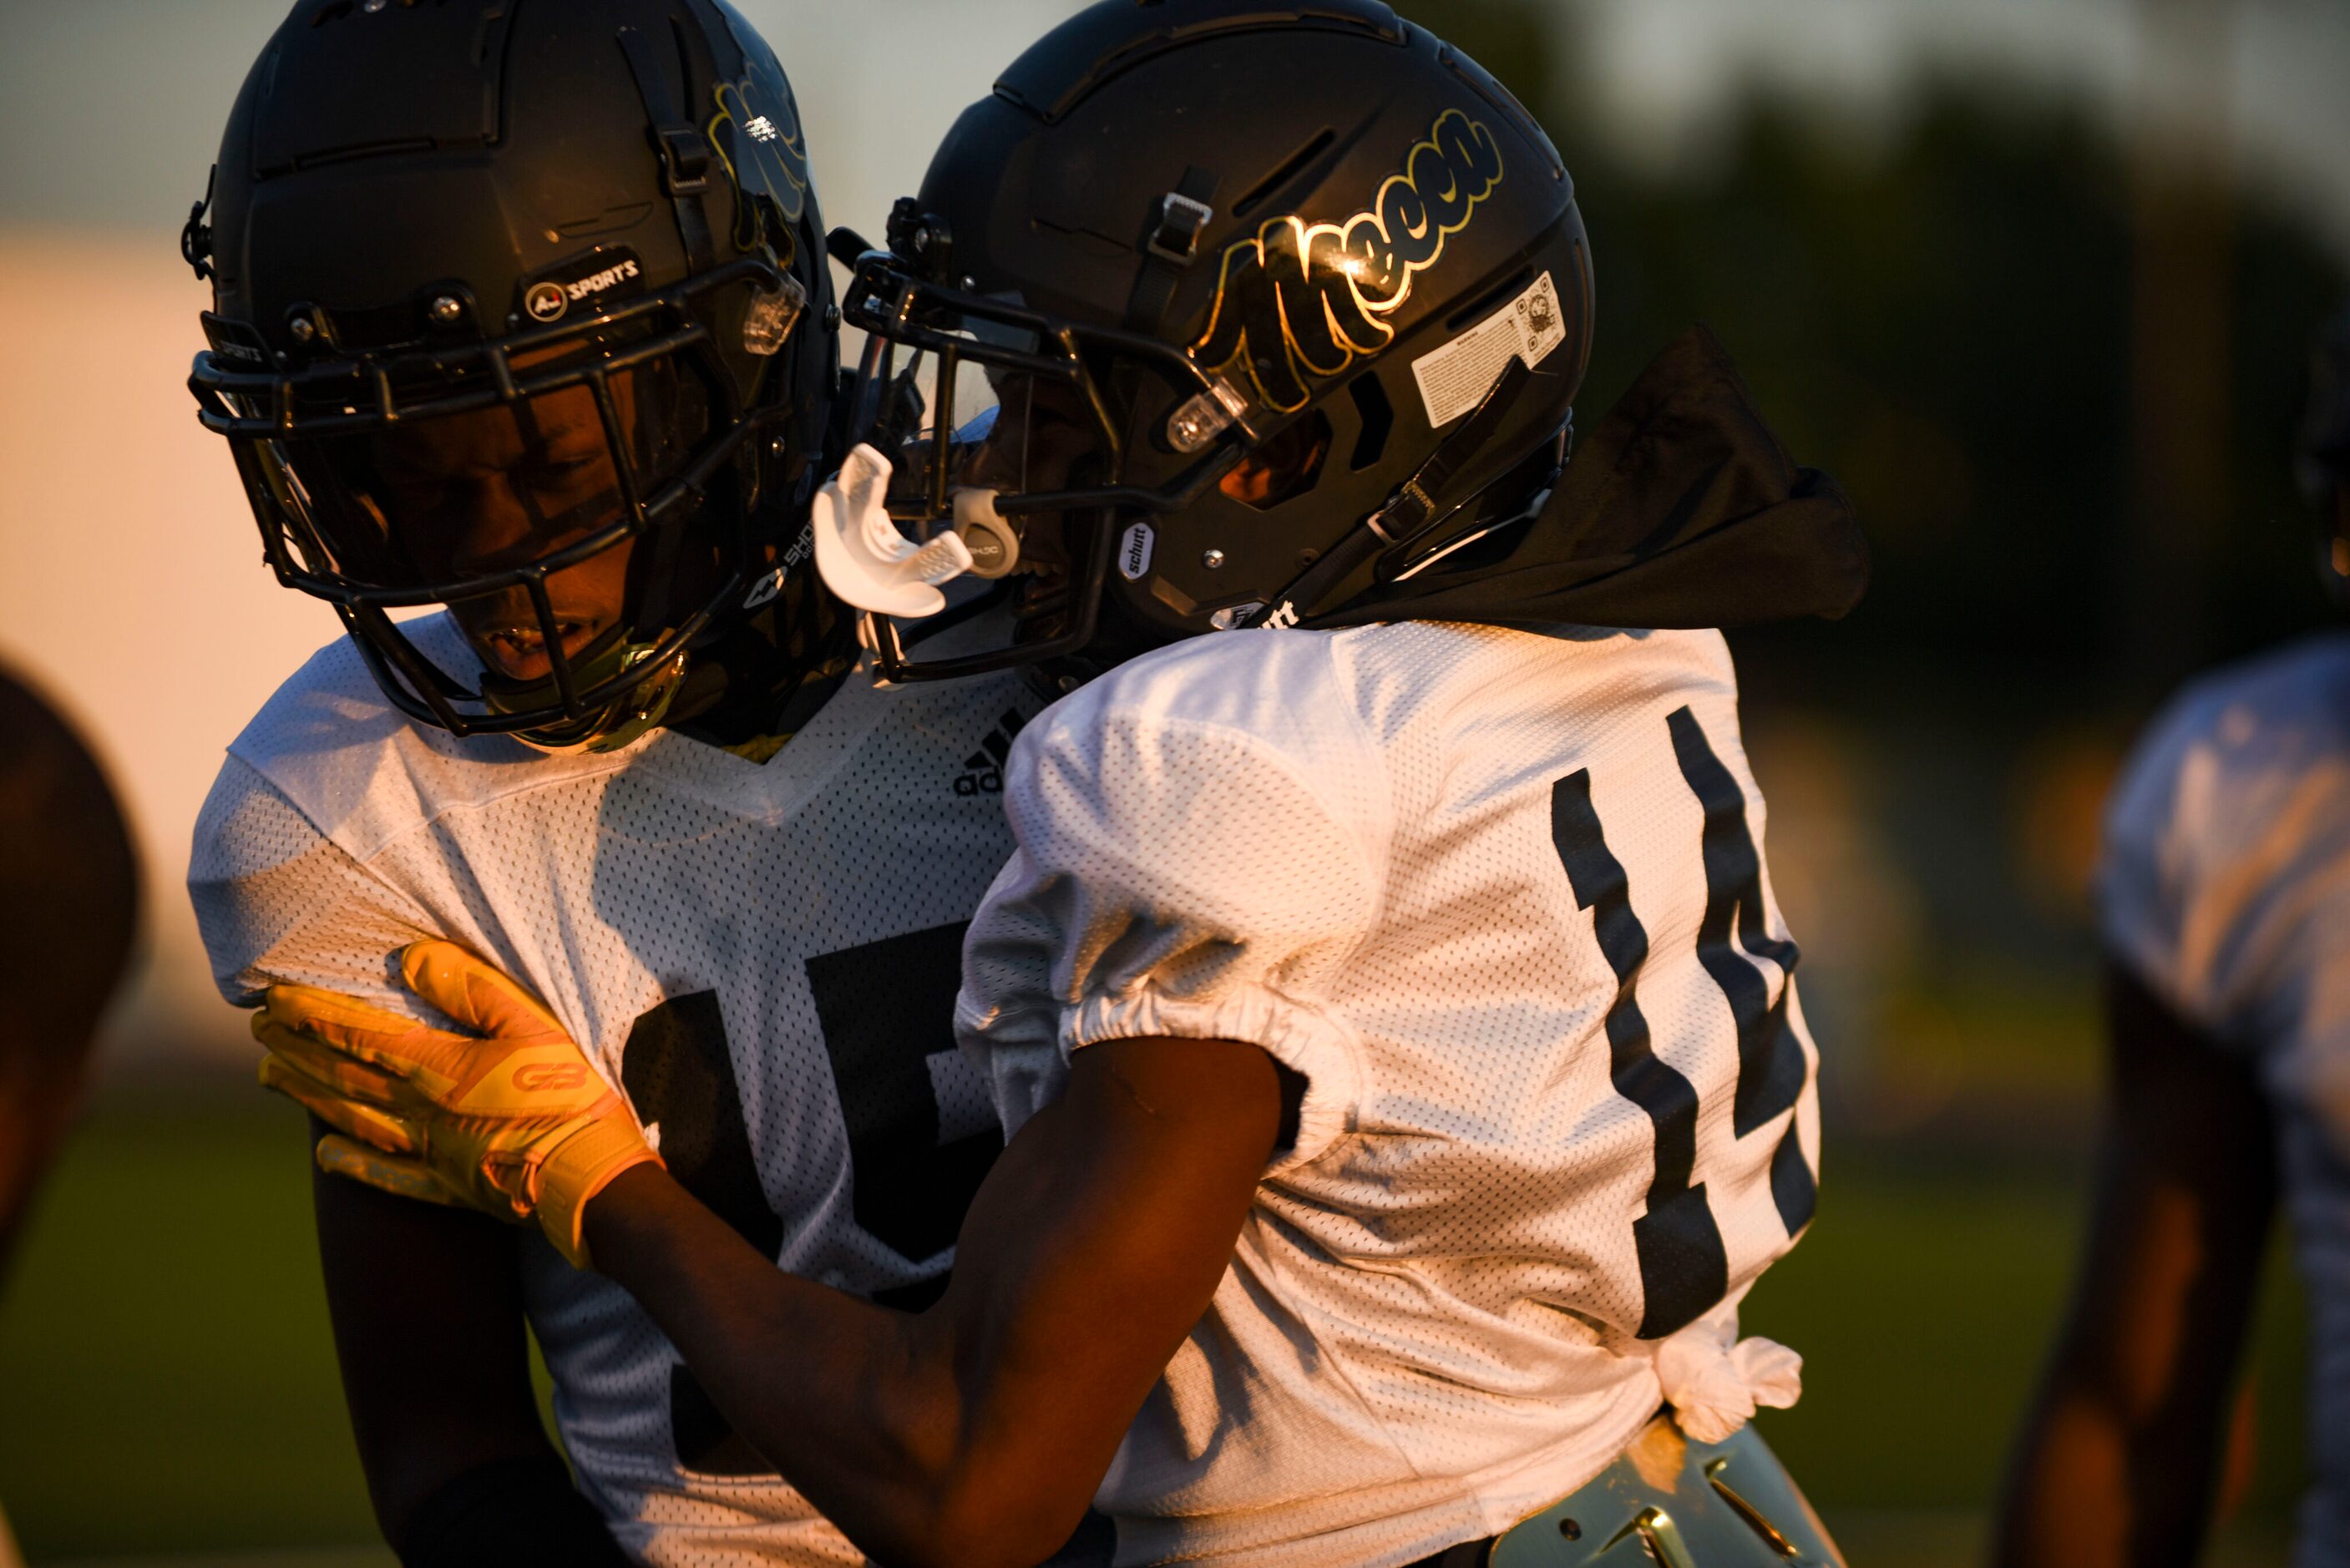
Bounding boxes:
[485,633,691,755]
[1243,357,1539,630]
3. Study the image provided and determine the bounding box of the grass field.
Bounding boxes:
[0,1087,2312,1564]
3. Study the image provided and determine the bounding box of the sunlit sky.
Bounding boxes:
[0,0,2342,1070]
[4,0,2347,251]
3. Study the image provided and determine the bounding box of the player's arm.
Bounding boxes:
[1992,957,2277,1568]
[259,689,1363,1565]
[188,766,629,1561]
[583,1034,1285,1568]
[257,950,1284,1567]
[309,1116,627,1566]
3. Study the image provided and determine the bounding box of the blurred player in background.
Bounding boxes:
[179,1,1088,1561]
[0,668,140,1566]
[1998,303,2350,1566]
[256,3,1873,1563]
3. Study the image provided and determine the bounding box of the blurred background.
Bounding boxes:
[1,0,2343,1562]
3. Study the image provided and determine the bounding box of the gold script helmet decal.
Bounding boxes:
[1193,109,1507,413]
[707,53,812,252]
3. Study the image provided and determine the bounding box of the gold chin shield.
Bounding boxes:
[1486,1414,1845,1567]
[489,638,690,755]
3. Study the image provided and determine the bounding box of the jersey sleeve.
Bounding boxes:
[2095,668,2320,1045]
[954,690,1385,1170]
[187,751,438,1011]
[2098,709,2190,1014]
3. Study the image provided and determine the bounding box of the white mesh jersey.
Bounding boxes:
[956,620,1821,1567]
[188,615,1039,1567]
[2099,632,2350,1568]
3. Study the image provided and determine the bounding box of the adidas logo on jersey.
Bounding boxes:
[954,709,1028,796]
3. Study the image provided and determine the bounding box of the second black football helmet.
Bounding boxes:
[829,0,1592,684]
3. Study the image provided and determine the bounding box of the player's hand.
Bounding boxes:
[253,940,660,1268]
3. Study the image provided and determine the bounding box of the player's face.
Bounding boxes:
[364,370,646,682]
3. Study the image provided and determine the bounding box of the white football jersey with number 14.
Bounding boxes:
[956,620,1822,1568]
[188,614,1037,1566]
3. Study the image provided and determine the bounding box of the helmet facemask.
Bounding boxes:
[195,260,812,749]
[832,258,1284,683]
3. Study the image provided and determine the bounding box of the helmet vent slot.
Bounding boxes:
[1346,372,1392,471]
[1445,266,1534,334]
[1223,412,1332,512]
[1232,129,1337,220]
[259,0,509,168]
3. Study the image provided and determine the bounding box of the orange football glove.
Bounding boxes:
[254,940,660,1267]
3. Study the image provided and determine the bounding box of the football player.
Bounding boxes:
[180,1,1099,1561]
[0,669,139,1568]
[256,4,1873,1565]
[0,670,138,1284]
[1996,306,2350,1567]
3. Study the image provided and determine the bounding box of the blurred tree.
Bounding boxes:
[2123,0,2240,695]
[1395,0,2346,711]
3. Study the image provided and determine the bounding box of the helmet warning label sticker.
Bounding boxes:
[1411,270,1568,429]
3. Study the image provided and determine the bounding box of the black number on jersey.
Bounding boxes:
[1669,708,1816,1234]
[804,921,1005,1285]
[620,991,785,1477]
[622,992,782,1257]
[617,933,1003,1476]
[1551,772,1730,1339]
[1549,706,1815,1341]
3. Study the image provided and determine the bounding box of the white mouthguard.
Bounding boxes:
[812,443,974,620]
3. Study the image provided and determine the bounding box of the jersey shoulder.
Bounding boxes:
[1016,629,1390,852]
[1035,620,1730,755]
[2142,632,2350,766]
[1046,625,1365,748]
[224,622,631,866]
[2100,633,2350,1031]
[960,633,1386,1161]
[1011,622,1738,868]
[2106,633,2350,858]
[1324,620,1737,729]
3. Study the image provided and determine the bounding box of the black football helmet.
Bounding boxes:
[187,0,840,750]
[831,0,1592,685]
[2302,303,2350,609]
